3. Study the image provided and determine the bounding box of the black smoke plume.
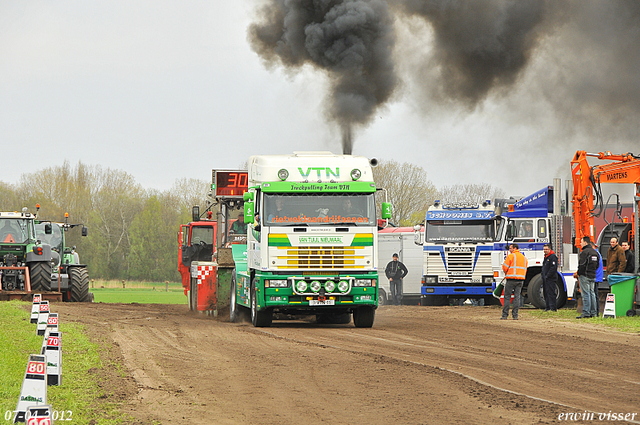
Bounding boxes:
[391,0,553,107]
[249,0,398,154]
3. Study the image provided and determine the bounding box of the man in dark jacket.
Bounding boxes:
[541,244,558,312]
[574,236,599,319]
[385,253,408,306]
[606,237,627,274]
[621,241,635,274]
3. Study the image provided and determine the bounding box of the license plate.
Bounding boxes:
[309,299,335,306]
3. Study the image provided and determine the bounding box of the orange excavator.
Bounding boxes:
[571,150,640,273]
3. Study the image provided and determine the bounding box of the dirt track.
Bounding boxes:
[51,303,640,425]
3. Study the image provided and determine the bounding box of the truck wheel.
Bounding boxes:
[353,306,375,328]
[29,262,52,292]
[529,275,567,309]
[527,275,546,309]
[189,278,197,311]
[69,267,91,302]
[555,278,567,309]
[229,271,244,322]
[377,288,387,306]
[251,280,272,327]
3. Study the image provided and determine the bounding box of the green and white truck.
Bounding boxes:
[229,151,389,327]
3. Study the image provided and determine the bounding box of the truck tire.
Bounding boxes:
[528,274,567,309]
[69,267,91,302]
[229,271,245,323]
[377,288,387,306]
[189,278,197,311]
[353,306,375,328]
[250,280,272,327]
[29,262,52,292]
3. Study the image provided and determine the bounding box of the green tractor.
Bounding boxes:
[0,207,53,296]
[35,214,92,302]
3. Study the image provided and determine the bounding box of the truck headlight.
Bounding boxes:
[310,281,321,292]
[424,276,437,284]
[482,276,494,284]
[325,281,336,292]
[354,279,373,287]
[338,280,350,293]
[266,279,288,288]
[296,280,308,293]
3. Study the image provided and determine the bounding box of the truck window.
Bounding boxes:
[537,219,547,238]
[190,226,214,246]
[425,220,496,242]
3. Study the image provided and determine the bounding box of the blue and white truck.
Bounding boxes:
[414,201,499,306]
[492,180,578,309]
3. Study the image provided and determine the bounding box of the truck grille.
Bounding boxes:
[446,251,473,277]
[274,246,366,269]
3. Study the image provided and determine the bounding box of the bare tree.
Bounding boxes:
[372,159,437,226]
[169,178,211,213]
[435,183,506,205]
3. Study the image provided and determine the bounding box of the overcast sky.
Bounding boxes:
[1,1,638,199]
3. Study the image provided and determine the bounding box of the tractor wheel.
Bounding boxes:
[353,306,375,328]
[69,267,91,302]
[250,280,272,327]
[28,262,52,292]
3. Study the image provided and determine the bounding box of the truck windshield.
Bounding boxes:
[263,193,376,226]
[190,226,214,245]
[426,220,496,242]
[0,218,32,244]
[35,223,63,252]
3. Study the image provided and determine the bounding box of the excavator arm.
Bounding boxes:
[571,150,640,253]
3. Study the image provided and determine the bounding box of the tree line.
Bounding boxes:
[0,159,504,282]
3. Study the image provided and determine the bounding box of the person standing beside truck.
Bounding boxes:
[501,243,528,320]
[541,244,558,312]
[385,253,408,306]
[606,237,626,274]
[621,241,635,274]
[574,236,599,319]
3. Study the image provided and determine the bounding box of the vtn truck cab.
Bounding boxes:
[230,151,389,327]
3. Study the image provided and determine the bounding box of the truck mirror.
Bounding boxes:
[505,222,515,241]
[44,223,52,235]
[414,227,423,245]
[381,202,392,219]
[192,206,200,222]
[82,226,88,237]
[244,202,255,223]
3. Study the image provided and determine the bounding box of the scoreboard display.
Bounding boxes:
[213,170,248,198]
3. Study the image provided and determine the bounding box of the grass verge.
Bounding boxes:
[0,301,127,424]
[530,307,640,333]
[89,280,187,304]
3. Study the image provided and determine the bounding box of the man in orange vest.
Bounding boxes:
[501,243,528,320]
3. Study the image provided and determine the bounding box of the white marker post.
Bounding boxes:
[44,331,62,386]
[30,294,41,324]
[603,293,616,318]
[45,313,58,334]
[14,355,47,423]
[24,405,52,425]
[36,302,50,336]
